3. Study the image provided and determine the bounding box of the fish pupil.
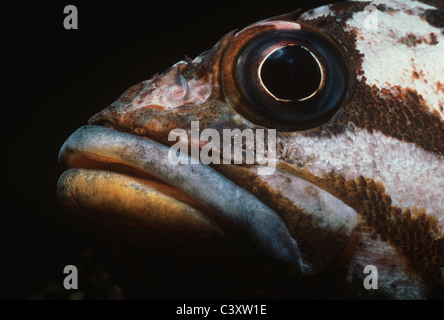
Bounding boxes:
[260,45,321,101]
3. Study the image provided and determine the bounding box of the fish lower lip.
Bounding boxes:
[57,125,305,269]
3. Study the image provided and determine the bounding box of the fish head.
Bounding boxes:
[57,0,444,298]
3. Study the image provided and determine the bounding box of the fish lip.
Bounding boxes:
[58,124,306,271]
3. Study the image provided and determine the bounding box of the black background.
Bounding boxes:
[2,0,348,300]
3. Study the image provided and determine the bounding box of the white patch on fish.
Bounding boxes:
[346,0,444,118]
[300,4,333,20]
[279,128,444,229]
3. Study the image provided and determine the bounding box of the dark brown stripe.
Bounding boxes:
[309,81,444,156]
[300,170,444,287]
[418,1,444,28]
[300,4,444,156]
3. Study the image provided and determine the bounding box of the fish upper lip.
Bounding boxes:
[58,124,306,271]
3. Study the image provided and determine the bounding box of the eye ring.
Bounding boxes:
[221,20,355,131]
[244,41,326,104]
[258,44,325,102]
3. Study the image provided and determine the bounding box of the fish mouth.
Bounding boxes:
[58,124,358,275]
[57,125,306,271]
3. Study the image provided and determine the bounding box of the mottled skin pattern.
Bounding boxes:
[58,0,444,299]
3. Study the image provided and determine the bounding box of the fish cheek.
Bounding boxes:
[213,164,357,273]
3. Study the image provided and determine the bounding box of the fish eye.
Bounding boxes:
[259,45,322,101]
[221,21,354,131]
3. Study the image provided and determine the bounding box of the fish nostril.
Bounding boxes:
[168,63,189,101]
[168,83,188,101]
